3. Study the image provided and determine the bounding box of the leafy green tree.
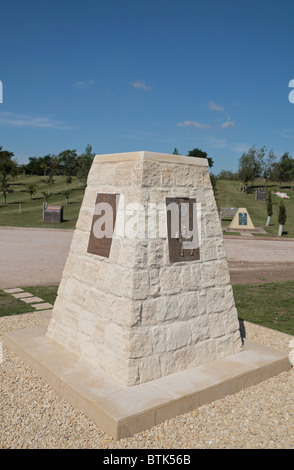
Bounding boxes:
[66,175,73,190]
[187,148,214,168]
[238,146,262,186]
[0,146,15,203]
[76,144,95,186]
[274,153,294,187]
[0,146,15,176]
[58,149,78,177]
[41,191,51,206]
[0,175,13,204]
[266,191,273,226]
[278,200,287,236]
[210,173,217,194]
[64,189,71,204]
[26,155,51,175]
[26,183,38,199]
[263,149,276,183]
[41,174,55,195]
[172,147,180,155]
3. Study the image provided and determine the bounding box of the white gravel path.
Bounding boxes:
[1,312,293,449]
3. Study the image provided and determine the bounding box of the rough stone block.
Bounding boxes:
[46,151,242,386]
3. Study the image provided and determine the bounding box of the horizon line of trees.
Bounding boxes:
[173,145,294,187]
[216,146,294,187]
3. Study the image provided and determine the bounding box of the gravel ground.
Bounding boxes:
[1,312,293,449]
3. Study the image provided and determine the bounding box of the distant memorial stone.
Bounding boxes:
[255,188,267,201]
[43,204,63,223]
[230,207,255,230]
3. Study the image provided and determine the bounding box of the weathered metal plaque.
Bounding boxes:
[166,197,200,263]
[238,212,248,226]
[87,193,119,258]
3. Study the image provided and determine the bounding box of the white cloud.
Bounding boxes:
[209,101,224,111]
[201,136,249,153]
[177,120,211,129]
[202,136,228,148]
[0,112,73,130]
[131,80,151,91]
[221,116,235,128]
[279,129,294,139]
[74,79,96,89]
[230,143,250,153]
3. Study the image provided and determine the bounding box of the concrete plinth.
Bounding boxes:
[3,326,290,440]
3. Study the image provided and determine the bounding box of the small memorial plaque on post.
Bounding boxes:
[43,205,63,223]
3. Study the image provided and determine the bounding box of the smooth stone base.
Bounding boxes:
[3,326,291,441]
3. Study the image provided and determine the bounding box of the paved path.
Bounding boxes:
[0,227,294,288]
[0,227,74,288]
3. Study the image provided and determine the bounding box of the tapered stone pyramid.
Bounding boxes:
[46,151,243,386]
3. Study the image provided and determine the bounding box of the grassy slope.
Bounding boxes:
[215,179,294,238]
[0,174,84,229]
[1,174,293,236]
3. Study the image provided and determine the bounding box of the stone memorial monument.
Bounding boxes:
[46,151,243,386]
[229,207,255,231]
[4,151,291,440]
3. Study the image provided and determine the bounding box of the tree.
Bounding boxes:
[278,200,287,236]
[66,175,73,190]
[0,174,13,204]
[187,148,214,168]
[26,155,51,175]
[263,149,276,184]
[41,174,55,195]
[172,147,180,155]
[274,153,294,187]
[0,146,15,176]
[238,146,262,186]
[266,191,273,226]
[76,144,95,187]
[64,190,71,204]
[210,173,217,194]
[58,149,78,177]
[41,191,51,206]
[0,147,15,203]
[26,183,38,200]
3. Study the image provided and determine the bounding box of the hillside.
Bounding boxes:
[0,174,84,229]
[215,179,294,238]
[0,174,293,237]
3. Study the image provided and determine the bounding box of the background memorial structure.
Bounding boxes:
[4,151,291,440]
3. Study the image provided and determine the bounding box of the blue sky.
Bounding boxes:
[0,0,294,173]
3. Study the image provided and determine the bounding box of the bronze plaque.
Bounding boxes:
[166,197,200,263]
[87,193,119,257]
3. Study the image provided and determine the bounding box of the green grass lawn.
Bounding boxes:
[0,174,84,229]
[215,179,294,238]
[0,174,293,236]
[233,281,294,335]
[1,283,293,336]
[0,286,58,317]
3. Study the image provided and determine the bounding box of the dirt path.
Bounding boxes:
[0,228,294,288]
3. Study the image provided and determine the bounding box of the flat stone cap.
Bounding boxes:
[94,151,209,167]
